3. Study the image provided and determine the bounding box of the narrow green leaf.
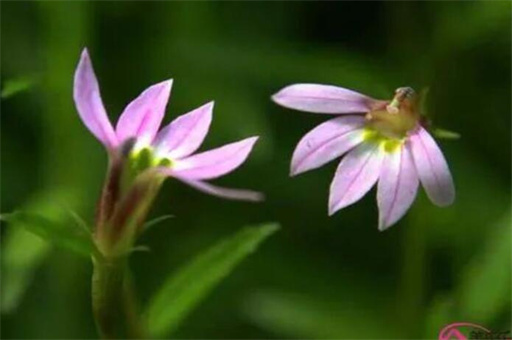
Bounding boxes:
[1,191,76,314]
[1,75,36,99]
[141,214,174,234]
[145,223,279,338]
[66,208,92,235]
[1,211,98,259]
[432,128,461,140]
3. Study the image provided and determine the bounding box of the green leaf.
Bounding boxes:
[1,191,77,314]
[432,128,461,140]
[141,214,174,234]
[145,222,279,338]
[1,75,37,99]
[1,211,99,259]
[66,208,92,235]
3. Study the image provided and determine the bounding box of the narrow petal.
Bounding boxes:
[291,115,366,176]
[377,145,419,231]
[272,83,376,114]
[173,176,264,202]
[115,80,172,145]
[329,142,384,215]
[171,137,258,180]
[408,127,455,206]
[153,101,213,159]
[73,49,117,149]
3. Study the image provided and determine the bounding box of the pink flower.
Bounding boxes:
[272,84,455,230]
[74,49,262,202]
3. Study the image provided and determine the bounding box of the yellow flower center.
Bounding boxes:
[362,128,404,154]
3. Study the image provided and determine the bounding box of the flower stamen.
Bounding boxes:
[365,86,419,140]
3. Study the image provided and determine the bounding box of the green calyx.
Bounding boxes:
[94,146,172,256]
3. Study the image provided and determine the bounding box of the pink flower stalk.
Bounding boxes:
[272,84,455,230]
[74,49,262,202]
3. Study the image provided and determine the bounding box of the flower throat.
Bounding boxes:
[365,86,419,141]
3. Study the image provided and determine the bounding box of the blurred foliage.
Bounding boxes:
[146,223,278,338]
[1,75,37,99]
[1,190,74,314]
[1,1,510,339]
[243,290,399,339]
[1,209,97,259]
[458,212,511,323]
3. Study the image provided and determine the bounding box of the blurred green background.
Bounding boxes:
[1,1,511,339]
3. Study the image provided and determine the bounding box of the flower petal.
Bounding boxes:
[171,137,258,180]
[329,142,384,215]
[409,127,455,206]
[173,176,264,202]
[73,49,117,149]
[377,144,419,231]
[153,101,213,159]
[291,116,366,176]
[115,80,172,145]
[272,83,376,114]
